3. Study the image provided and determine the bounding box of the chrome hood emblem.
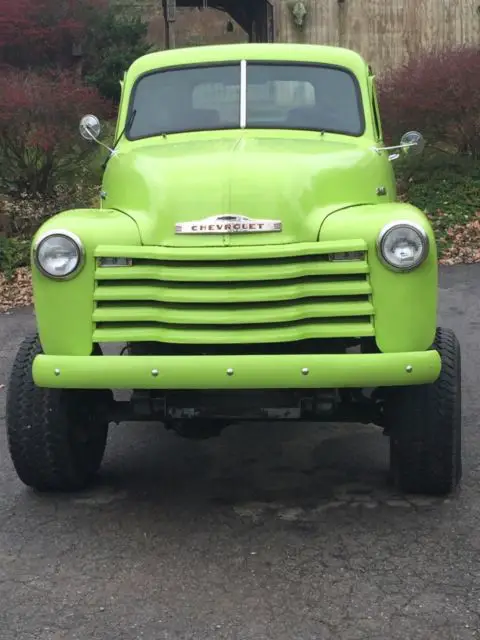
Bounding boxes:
[175,215,282,235]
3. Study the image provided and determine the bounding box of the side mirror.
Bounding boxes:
[400,131,425,156]
[79,114,117,160]
[79,114,102,141]
[379,130,426,162]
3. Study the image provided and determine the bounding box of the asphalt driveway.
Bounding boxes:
[0,264,479,640]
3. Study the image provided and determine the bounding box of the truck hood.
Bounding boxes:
[102,134,382,247]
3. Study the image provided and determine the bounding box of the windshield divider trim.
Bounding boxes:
[240,59,247,129]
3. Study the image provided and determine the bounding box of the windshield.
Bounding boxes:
[127,62,364,140]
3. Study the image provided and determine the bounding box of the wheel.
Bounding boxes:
[387,327,462,496]
[6,334,111,492]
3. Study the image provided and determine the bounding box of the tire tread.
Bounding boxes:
[6,334,108,492]
[389,327,462,496]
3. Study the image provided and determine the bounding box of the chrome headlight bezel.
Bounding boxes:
[34,230,85,280]
[377,220,429,272]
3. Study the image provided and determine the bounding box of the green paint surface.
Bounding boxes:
[31,44,438,389]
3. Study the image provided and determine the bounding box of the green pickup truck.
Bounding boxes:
[6,43,461,496]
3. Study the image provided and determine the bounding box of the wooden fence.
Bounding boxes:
[275,0,480,73]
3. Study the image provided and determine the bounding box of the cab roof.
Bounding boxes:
[126,43,370,82]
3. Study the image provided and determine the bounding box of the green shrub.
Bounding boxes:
[83,9,151,104]
[396,152,480,254]
[0,236,30,280]
[1,183,100,241]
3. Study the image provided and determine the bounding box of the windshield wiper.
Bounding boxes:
[115,108,137,148]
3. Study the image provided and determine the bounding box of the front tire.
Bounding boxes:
[388,327,462,496]
[6,334,111,492]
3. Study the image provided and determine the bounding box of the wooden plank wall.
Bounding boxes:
[275,0,480,73]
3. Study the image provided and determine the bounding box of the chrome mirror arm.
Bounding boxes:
[371,142,419,155]
[84,125,118,157]
[372,131,425,159]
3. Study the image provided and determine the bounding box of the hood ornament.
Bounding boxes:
[175,215,282,235]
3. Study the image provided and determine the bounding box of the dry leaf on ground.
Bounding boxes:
[0,267,33,313]
[439,215,480,265]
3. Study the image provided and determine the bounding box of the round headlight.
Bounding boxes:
[377,221,429,271]
[35,231,84,279]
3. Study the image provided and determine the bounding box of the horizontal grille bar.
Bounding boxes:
[93,318,375,345]
[95,259,368,283]
[93,298,373,325]
[95,240,367,262]
[94,276,371,305]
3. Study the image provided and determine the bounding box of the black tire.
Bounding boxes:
[6,334,111,492]
[388,327,462,496]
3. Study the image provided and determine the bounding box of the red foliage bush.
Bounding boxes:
[377,47,480,157]
[0,0,105,68]
[0,69,110,195]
